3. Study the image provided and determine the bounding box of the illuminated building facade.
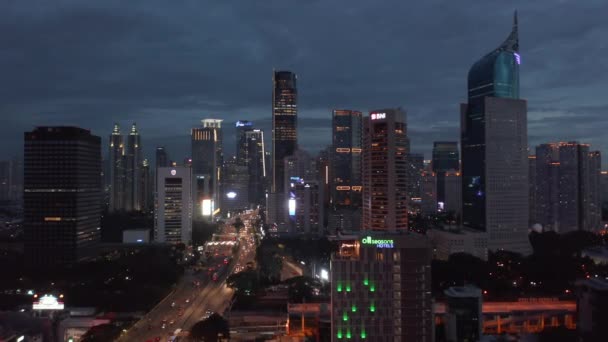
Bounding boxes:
[24,127,101,266]
[406,153,424,203]
[109,123,125,212]
[461,12,530,254]
[124,123,142,211]
[235,120,253,166]
[362,108,409,231]
[155,166,192,244]
[245,129,267,206]
[331,234,433,341]
[222,158,249,213]
[330,109,362,233]
[191,119,223,219]
[272,70,298,194]
[432,141,459,207]
[534,142,602,232]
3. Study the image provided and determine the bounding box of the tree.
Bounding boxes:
[285,276,316,303]
[226,270,260,296]
[189,313,230,342]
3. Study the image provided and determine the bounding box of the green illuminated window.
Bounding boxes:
[361,330,367,339]
[346,330,352,339]
[343,312,348,321]
[346,284,351,292]
[351,305,357,312]
[370,285,375,292]
[337,331,343,339]
[370,304,375,312]
[337,283,342,292]
[363,279,369,286]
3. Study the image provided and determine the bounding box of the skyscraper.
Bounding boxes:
[109,123,125,212]
[362,109,409,231]
[331,110,362,206]
[24,127,101,267]
[406,153,424,202]
[432,142,459,206]
[272,70,298,194]
[0,161,10,201]
[155,146,169,169]
[191,119,223,219]
[124,123,142,211]
[330,110,362,233]
[535,142,601,232]
[155,166,192,243]
[222,157,249,213]
[235,120,253,166]
[245,129,267,206]
[461,13,530,254]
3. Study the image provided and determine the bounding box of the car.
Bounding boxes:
[212,273,218,281]
[185,298,190,303]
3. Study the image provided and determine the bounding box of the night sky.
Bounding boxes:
[2,1,607,164]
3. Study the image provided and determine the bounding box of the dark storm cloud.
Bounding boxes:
[2,0,608,164]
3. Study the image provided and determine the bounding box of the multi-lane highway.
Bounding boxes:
[116,211,259,342]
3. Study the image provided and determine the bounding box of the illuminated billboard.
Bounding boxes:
[361,236,394,249]
[288,198,296,216]
[370,112,386,120]
[33,294,64,310]
[226,191,237,199]
[202,199,213,216]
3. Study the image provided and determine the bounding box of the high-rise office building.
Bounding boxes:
[24,127,101,267]
[0,161,10,201]
[588,151,602,232]
[141,159,153,212]
[222,158,249,213]
[461,13,530,254]
[272,70,298,194]
[109,124,125,212]
[124,123,143,211]
[155,166,192,244]
[235,120,254,166]
[444,286,483,342]
[406,153,424,202]
[284,149,314,192]
[444,171,462,218]
[289,181,321,234]
[156,146,169,169]
[9,156,23,202]
[535,142,601,232]
[432,142,459,206]
[331,234,433,341]
[330,110,362,233]
[245,129,267,206]
[362,109,409,231]
[191,119,223,219]
[331,109,362,206]
[528,155,537,226]
[421,171,437,215]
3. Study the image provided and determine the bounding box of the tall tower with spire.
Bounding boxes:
[461,11,531,255]
[109,123,125,212]
[125,123,143,211]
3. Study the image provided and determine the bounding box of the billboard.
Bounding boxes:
[288,198,296,216]
[202,199,213,216]
[33,294,64,310]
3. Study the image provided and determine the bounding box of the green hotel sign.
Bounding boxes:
[361,236,394,248]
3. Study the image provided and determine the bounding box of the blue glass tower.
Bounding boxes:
[461,12,530,255]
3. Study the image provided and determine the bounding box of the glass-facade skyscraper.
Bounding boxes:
[461,12,530,254]
[24,127,101,267]
[191,119,223,219]
[432,141,459,206]
[272,70,297,194]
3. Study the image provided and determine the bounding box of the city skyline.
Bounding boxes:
[2,2,608,164]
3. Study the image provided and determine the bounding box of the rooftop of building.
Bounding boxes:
[576,278,608,291]
[444,285,482,298]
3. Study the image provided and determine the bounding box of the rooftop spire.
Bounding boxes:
[498,10,519,52]
[112,123,120,135]
[130,122,138,135]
